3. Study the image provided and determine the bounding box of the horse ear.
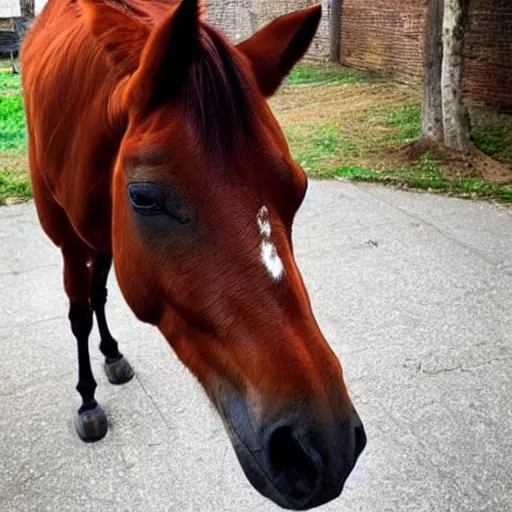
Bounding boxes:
[127,0,200,114]
[81,0,150,76]
[236,5,322,97]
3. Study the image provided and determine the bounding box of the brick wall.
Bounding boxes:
[464,0,512,109]
[340,0,427,82]
[337,0,512,109]
[204,0,331,60]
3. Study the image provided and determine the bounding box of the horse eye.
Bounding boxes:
[128,183,163,215]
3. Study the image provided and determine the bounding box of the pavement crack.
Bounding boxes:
[460,355,512,372]
[344,341,404,356]
[0,263,59,277]
[420,355,512,376]
[134,373,174,432]
[421,365,462,375]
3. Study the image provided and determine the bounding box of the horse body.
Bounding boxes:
[21,0,366,509]
[22,0,166,252]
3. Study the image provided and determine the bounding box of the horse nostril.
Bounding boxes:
[267,425,320,501]
[354,423,367,458]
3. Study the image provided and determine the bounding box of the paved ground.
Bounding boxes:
[1,180,511,512]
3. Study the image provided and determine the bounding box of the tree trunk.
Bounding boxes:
[421,0,444,141]
[330,0,342,62]
[441,0,471,151]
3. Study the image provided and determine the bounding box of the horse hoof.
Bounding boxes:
[104,356,134,385]
[75,406,108,442]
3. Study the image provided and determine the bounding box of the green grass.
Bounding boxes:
[282,96,512,203]
[0,70,21,92]
[474,125,505,155]
[472,122,512,164]
[282,112,512,204]
[308,126,359,157]
[383,103,512,164]
[285,125,361,177]
[0,93,27,150]
[0,70,29,203]
[286,64,375,86]
[330,165,380,179]
[331,154,512,204]
[340,169,512,204]
[0,167,31,205]
[386,104,421,142]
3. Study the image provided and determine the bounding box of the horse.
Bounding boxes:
[20,0,366,509]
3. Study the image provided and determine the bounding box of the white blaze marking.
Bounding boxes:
[256,206,272,237]
[257,206,284,281]
[261,241,284,280]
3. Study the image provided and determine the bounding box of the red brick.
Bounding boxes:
[340,0,427,82]
[204,0,512,109]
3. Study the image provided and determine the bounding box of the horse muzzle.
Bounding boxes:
[219,392,366,510]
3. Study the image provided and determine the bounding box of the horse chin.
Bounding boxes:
[214,390,284,507]
[224,428,311,511]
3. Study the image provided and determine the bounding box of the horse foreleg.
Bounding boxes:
[91,253,134,385]
[63,245,108,442]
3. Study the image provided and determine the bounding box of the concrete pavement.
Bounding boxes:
[1,180,511,512]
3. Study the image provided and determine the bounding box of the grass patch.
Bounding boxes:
[0,93,27,150]
[0,69,30,203]
[332,153,512,204]
[385,104,421,142]
[472,120,512,166]
[285,125,361,177]
[286,64,376,86]
[273,64,512,204]
[334,152,445,187]
[351,171,512,204]
[473,125,505,156]
[382,103,512,165]
[0,167,32,205]
[0,70,21,92]
[333,165,380,180]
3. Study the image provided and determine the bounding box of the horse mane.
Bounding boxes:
[121,0,257,161]
[179,24,256,162]
[79,0,257,161]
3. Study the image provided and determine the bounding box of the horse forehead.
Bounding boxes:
[122,125,293,200]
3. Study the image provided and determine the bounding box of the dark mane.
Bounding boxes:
[181,24,256,162]
[87,0,257,162]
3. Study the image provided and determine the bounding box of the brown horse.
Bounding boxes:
[20,0,365,508]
